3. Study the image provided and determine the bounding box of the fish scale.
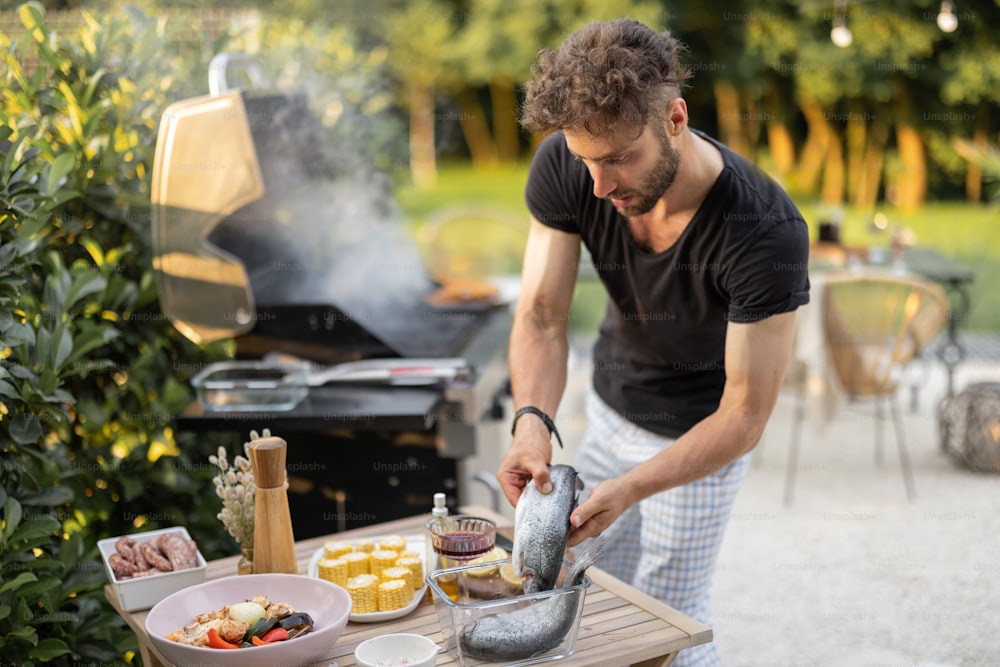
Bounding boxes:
[512,464,583,594]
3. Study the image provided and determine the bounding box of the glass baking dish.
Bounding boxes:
[190,360,311,412]
[426,557,590,667]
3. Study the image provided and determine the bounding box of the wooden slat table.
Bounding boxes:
[105,507,710,667]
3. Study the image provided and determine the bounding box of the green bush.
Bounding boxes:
[1,4,236,664]
[1,4,410,664]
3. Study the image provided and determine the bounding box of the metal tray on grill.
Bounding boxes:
[191,360,311,412]
[191,358,474,412]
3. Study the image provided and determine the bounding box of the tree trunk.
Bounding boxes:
[766,122,796,177]
[764,82,795,177]
[490,77,520,164]
[845,104,867,204]
[713,80,750,158]
[409,78,437,188]
[853,118,889,210]
[454,88,498,167]
[797,98,833,195]
[820,125,845,205]
[743,97,762,153]
[895,124,926,209]
[966,110,989,202]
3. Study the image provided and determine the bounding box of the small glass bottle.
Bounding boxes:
[425,493,458,601]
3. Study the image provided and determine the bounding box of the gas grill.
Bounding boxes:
[151,54,512,537]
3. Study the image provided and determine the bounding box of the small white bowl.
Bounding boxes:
[355,632,440,667]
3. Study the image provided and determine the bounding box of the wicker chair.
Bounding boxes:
[784,272,950,504]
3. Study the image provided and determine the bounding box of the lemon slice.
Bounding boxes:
[499,562,524,590]
[465,547,508,577]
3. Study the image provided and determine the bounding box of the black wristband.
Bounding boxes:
[511,406,564,449]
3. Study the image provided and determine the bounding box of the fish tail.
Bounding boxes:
[566,537,603,585]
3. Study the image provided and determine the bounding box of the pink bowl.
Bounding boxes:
[145,573,351,667]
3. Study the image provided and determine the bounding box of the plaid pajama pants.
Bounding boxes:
[574,385,750,667]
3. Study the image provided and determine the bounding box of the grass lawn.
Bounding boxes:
[394,162,1000,333]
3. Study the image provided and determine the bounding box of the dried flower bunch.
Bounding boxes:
[209,429,267,550]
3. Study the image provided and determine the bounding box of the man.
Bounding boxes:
[497,18,810,667]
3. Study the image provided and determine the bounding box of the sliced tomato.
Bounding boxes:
[207,627,240,649]
[261,627,289,643]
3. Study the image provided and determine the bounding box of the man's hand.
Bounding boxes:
[497,419,554,507]
[567,476,634,547]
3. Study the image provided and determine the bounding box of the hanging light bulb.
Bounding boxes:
[831,14,853,47]
[937,1,958,32]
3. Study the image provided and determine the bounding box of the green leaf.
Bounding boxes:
[44,153,75,197]
[9,413,43,445]
[28,638,71,661]
[3,497,23,541]
[0,604,11,620]
[0,379,18,400]
[63,327,119,368]
[21,486,73,507]
[17,576,60,598]
[3,322,35,347]
[0,572,37,594]
[15,210,49,241]
[1,128,32,177]
[6,622,37,643]
[65,272,106,310]
[53,323,73,369]
[81,68,107,106]
[10,195,36,215]
[7,516,61,550]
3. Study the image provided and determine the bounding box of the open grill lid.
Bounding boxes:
[150,54,494,360]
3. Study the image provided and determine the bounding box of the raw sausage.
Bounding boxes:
[108,552,137,579]
[140,541,174,572]
[109,533,199,580]
[158,533,198,570]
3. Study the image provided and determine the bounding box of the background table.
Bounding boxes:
[106,507,711,667]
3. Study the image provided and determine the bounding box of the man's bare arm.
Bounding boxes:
[497,216,581,505]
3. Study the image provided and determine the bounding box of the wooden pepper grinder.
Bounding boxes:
[248,435,297,574]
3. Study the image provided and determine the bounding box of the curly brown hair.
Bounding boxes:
[520,18,690,136]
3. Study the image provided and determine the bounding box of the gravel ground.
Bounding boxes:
[712,359,1000,667]
[545,335,1000,667]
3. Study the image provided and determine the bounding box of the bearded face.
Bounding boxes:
[563,120,682,219]
[606,123,681,218]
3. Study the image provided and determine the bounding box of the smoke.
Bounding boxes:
[200,85,447,356]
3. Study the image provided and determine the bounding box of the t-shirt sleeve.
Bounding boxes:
[726,218,811,323]
[524,133,582,234]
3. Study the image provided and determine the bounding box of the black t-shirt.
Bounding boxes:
[525,130,810,438]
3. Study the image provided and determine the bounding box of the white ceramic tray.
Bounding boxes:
[307,533,427,623]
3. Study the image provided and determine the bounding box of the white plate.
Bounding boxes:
[307,533,428,623]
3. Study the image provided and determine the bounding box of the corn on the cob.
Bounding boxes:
[347,574,379,614]
[395,556,423,589]
[381,565,413,590]
[369,549,399,579]
[379,535,407,553]
[354,539,376,553]
[318,558,349,587]
[377,578,410,611]
[342,551,370,577]
[323,540,353,560]
[398,549,421,562]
